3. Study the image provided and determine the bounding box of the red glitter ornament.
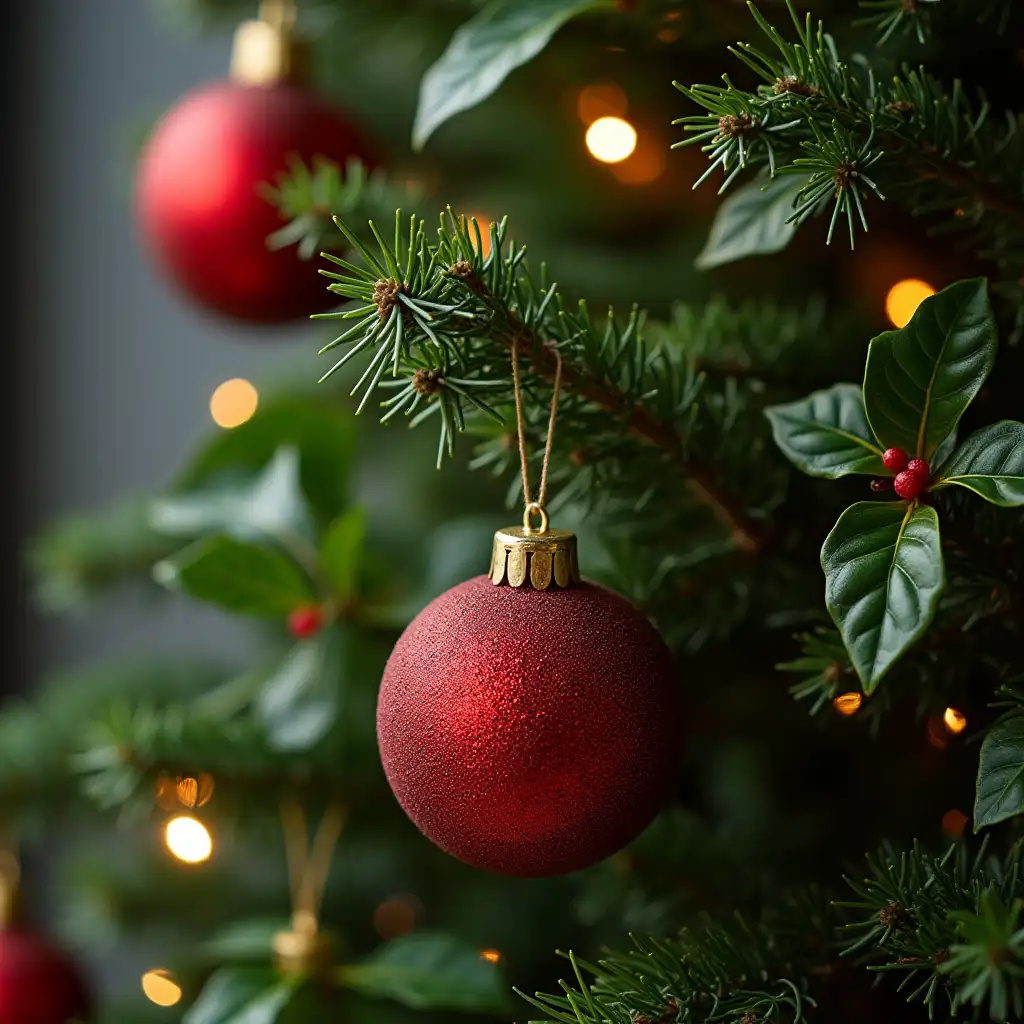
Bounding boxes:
[0,930,91,1024]
[377,525,681,877]
[136,11,374,324]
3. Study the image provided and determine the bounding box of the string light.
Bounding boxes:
[576,82,627,124]
[164,815,213,864]
[585,117,638,164]
[480,949,502,964]
[142,969,182,1007]
[885,279,935,328]
[943,707,968,734]
[210,378,259,428]
[833,692,862,716]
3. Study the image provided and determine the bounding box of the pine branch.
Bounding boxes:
[674,0,1024,267]
[313,210,815,557]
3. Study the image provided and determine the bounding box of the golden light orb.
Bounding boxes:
[943,706,967,735]
[585,117,638,164]
[832,692,862,716]
[164,815,213,864]
[210,378,259,429]
[885,279,935,328]
[142,969,182,1007]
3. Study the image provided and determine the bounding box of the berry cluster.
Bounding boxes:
[882,448,930,500]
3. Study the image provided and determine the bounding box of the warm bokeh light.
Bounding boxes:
[164,815,213,864]
[610,131,667,186]
[927,714,949,750]
[833,692,862,716]
[942,808,969,838]
[210,377,259,428]
[374,893,420,940]
[585,117,638,164]
[944,706,968,735]
[885,279,935,328]
[480,949,502,964]
[142,969,182,1007]
[576,82,628,124]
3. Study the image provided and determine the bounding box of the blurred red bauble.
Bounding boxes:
[0,929,91,1024]
[136,80,374,323]
[377,574,682,877]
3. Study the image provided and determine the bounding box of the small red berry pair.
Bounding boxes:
[883,447,930,500]
[288,605,323,639]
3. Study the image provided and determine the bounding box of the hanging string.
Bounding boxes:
[510,337,563,532]
[279,797,345,934]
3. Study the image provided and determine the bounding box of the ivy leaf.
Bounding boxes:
[975,712,1024,830]
[184,967,297,1024]
[820,502,944,692]
[338,932,510,1014]
[695,173,809,270]
[765,383,884,478]
[933,421,1024,507]
[321,507,367,600]
[155,537,313,618]
[412,0,609,150]
[863,278,996,458]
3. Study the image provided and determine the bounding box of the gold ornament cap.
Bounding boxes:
[0,854,21,930]
[273,912,334,977]
[490,504,580,590]
[231,1,308,86]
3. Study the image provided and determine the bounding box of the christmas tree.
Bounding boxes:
[7,0,1024,1021]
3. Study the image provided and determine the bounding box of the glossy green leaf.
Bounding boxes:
[321,506,367,600]
[176,397,357,525]
[765,383,883,478]
[339,932,509,1014]
[821,501,944,691]
[152,447,309,542]
[863,278,996,458]
[412,0,609,150]
[256,639,338,751]
[975,712,1024,830]
[184,967,296,1024]
[695,173,809,270]
[201,919,287,963]
[933,421,1024,506]
[155,537,313,617]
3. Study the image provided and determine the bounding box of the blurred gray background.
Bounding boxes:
[16,1,309,687]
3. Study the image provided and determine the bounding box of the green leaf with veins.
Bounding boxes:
[696,173,810,270]
[183,967,297,1024]
[155,536,313,618]
[339,932,510,1014]
[412,0,610,150]
[821,501,944,691]
[766,383,883,478]
[975,711,1024,830]
[862,278,996,458]
[933,421,1024,507]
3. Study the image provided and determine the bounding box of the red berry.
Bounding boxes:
[894,470,925,500]
[882,447,909,472]
[288,606,322,639]
[907,457,930,480]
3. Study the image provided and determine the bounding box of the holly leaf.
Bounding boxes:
[820,502,944,691]
[321,506,367,600]
[862,278,996,458]
[339,933,510,1014]
[975,712,1024,830]
[932,421,1024,507]
[412,0,610,150]
[152,447,309,542]
[155,537,312,617]
[184,967,297,1024]
[256,639,338,752]
[765,383,884,478]
[695,173,809,270]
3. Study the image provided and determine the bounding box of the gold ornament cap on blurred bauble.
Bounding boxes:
[231,0,309,85]
[273,911,334,977]
[489,504,580,590]
[0,854,22,931]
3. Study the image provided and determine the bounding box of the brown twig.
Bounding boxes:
[497,315,767,554]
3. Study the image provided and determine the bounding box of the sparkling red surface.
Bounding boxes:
[136,81,373,323]
[0,930,91,1024]
[378,576,682,877]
